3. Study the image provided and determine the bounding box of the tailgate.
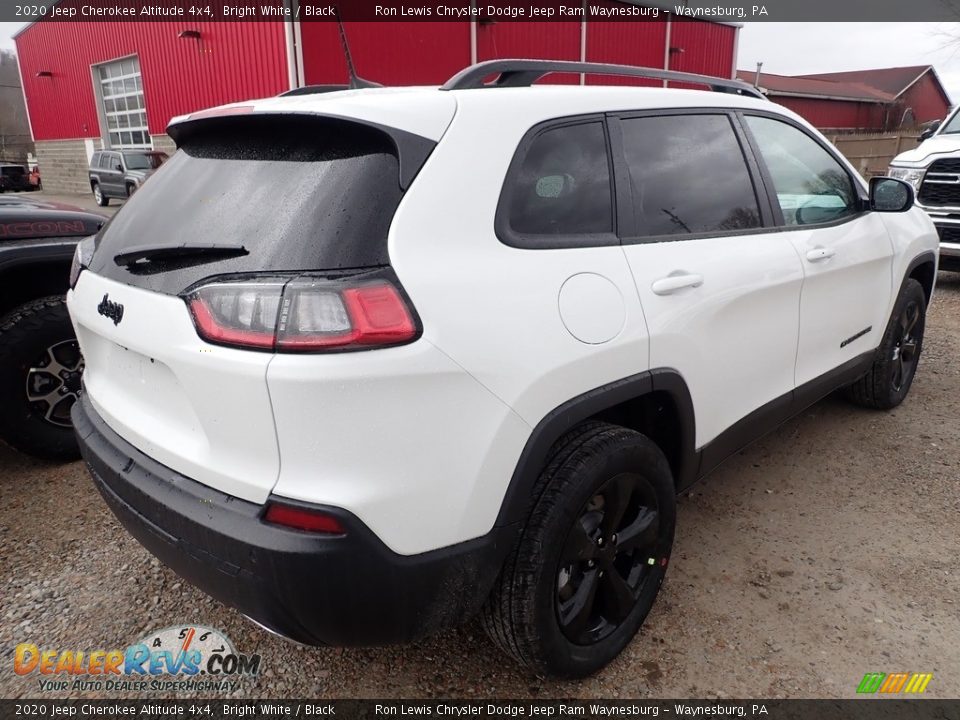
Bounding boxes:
[68,271,279,503]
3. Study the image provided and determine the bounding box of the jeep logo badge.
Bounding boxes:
[97,294,124,325]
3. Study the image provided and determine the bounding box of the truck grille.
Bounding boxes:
[936,225,960,244]
[919,159,960,207]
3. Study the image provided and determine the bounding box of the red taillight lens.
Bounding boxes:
[185,272,418,352]
[264,503,346,534]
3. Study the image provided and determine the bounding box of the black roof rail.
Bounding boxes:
[278,84,351,97]
[440,59,766,100]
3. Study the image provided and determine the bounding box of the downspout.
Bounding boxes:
[663,14,672,88]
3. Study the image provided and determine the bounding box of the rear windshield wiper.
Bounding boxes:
[114,243,248,266]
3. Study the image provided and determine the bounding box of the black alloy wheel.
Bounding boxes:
[557,471,664,645]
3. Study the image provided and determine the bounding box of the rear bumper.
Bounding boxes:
[73,395,512,646]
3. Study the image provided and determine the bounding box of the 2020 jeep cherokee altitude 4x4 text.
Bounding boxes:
[68,61,938,678]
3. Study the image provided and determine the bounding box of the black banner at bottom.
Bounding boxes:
[1,700,959,720]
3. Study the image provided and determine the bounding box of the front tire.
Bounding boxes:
[482,422,676,678]
[845,278,926,410]
[0,296,83,461]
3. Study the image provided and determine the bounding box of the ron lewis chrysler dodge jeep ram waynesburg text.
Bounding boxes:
[68,61,938,678]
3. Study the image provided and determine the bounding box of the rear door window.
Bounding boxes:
[619,113,762,239]
[498,121,614,247]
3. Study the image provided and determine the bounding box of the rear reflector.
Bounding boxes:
[263,503,346,534]
[185,270,418,352]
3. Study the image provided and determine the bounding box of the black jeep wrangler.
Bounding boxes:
[0,196,104,459]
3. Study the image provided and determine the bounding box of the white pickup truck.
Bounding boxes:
[890,109,960,271]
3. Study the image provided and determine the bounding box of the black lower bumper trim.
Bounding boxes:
[72,395,512,646]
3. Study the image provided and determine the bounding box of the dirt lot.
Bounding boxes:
[1,273,958,700]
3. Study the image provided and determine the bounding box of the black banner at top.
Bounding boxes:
[7,0,960,23]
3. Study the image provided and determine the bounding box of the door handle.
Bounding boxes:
[806,246,836,262]
[651,273,704,296]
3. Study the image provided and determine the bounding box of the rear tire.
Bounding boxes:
[845,278,926,410]
[481,422,676,678]
[92,183,109,207]
[0,297,82,461]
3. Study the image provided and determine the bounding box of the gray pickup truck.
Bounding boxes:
[88,149,168,206]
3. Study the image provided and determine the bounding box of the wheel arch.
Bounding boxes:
[0,258,73,319]
[494,369,697,528]
[905,250,937,305]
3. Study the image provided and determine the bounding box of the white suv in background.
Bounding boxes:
[68,60,938,678]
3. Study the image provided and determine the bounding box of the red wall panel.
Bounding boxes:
[477,22,581,84]
[667,19,736,79]
[585,12,667,86]
[16,18,287,141]
[774,96,887,131]
[300,22,469,86]
[897,73,951,126]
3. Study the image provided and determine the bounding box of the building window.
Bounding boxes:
[96,57,149,149]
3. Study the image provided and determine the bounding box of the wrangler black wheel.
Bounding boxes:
[0,296,82,460]
[481,422,675,678]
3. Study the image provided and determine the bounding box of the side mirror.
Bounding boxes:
[870,177,914,213]
[114,163,123,172]
[919,119,941,141]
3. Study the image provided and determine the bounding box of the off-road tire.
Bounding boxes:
[481,422,676,678]
[0,296,82,461]
[845,278,926,410]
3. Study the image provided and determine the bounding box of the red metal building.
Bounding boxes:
[14,8,739,193]
[736,66,951,133]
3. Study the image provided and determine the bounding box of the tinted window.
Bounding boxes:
[620,114,761,237]
[123,153,153,170]
[505,122,612,238]
[90,152,102,168]
[745,115,857,226]
[89,115,406,295]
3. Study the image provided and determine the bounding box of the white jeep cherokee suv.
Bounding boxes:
[68,60,938,678]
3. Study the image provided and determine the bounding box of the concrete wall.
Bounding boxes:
[35,134,174,195]
[35,139,103,195]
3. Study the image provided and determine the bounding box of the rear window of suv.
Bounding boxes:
[88,115,408,295]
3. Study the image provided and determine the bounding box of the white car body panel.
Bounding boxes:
[621,235,803,447]
[786,214,895,387]
[68,273,281,503]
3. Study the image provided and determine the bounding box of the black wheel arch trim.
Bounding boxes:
[493,368,697,528]
[904,250,938,304]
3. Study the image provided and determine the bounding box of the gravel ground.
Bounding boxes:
[1,273,958,700]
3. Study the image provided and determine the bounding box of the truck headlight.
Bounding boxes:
[888,166,925,190]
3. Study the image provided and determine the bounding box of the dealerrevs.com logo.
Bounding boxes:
[15,625,261,693]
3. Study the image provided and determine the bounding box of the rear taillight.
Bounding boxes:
[263,502,346,534]
[184,270,418,352]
